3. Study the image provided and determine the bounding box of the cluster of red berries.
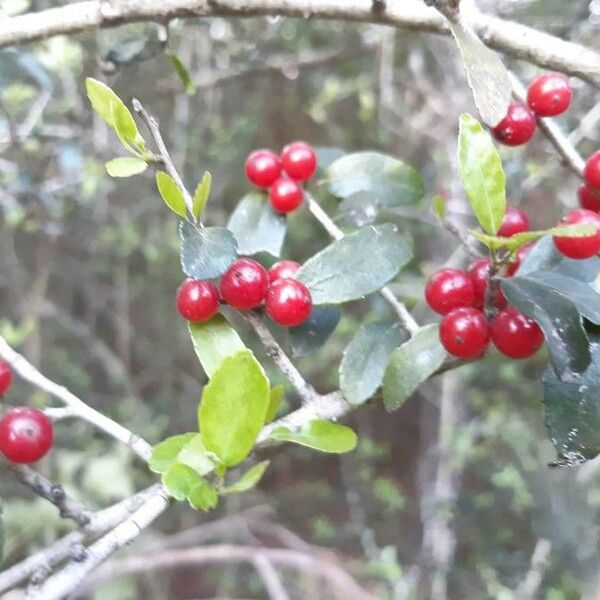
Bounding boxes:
[492,72,572,146]
[0,360,54,464]
[177,258,312,328]
[244,141,317,214]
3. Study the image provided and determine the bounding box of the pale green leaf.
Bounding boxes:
[266,385,284,423]
[192,171,212,220]
[176,434,216,477]
[269,420,357,454]
[156,171,187,219]
[188,480,219,511]
[161,463,201,501]
[220,460,270,494]
[105,157,147,178]
[149,433,196,473]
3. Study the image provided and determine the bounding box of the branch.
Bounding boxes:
[0,335,152,462]
[514,539,552,600]
[304,193,419,334]
[244,311,320,405]
[11,465,91,528]
[2,1,600,87]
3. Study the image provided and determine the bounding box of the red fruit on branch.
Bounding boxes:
[584,151,600,191]
[467,258,507,309]
[269,177,304,214]
[491,102,536,146]
[526,72,572,117]
[498,206,529,238]
[0,360,12,395]
[176,279,220,323]
[268,260,301,283]
[245,149,281,188]
[266,279,313,327]
[280,141,317,182]
[0,407,54,464]
[553,208,600,259]
[220,258,269,310]
[425,268,475,315]
[490,308,544,359]
[578,184,600,213]
[439,307,490,359]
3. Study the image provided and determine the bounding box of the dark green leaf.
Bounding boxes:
[188,315,246,377]
[288,306,340,357]
[220,460,270,494]
[383,324,447,412]
[227,193,287,257]
[192,172,212,220]
[502,277,590,377]
[188,480,219,511]
[156,171,187,219]
[269,420,357,453]
[326,152,423,206]
[449,23,511,127]
[266,385,284,423]
[543,329,600,466]
[339,321,408,406]
[296,224,412,304]
[199,350,270,466]
[458,113,506,235]
[149,433,196,473]
[161,463,201,501]
[105,157,147,178]
[168,51,197,95]
[179,221,237,280]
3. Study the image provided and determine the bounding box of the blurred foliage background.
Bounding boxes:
[1,1,600,598]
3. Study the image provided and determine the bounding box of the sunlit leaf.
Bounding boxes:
[269,420,357,453]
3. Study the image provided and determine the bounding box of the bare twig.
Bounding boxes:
[514,539,552,600]
[304,193,419,334]
[0,336,152,462]
[252,554,291,600]
[441,217,482,258]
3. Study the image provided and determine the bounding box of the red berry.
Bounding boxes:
[0,408,53,464]
[280,141,317,182]
[497,206,529,238]
[425,268,475,315]
[491,102,536,146]
[584,151,600,191]
[220,258,269,310]
[490,308,544,359]
[507,243,534,276]
[176,279,219,323]
[439,307,490,359]
[0,360,12,395]
[268,260,301,283]
[244,149,281,188]
[467,258,507,309]
[526,72,572,117]
[578,185,600,213]
[269,177,304,214]
[266,279,312,327]
[553,209,600,259]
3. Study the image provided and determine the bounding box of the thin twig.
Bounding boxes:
[441,217,482,258]
[304,193,419,334]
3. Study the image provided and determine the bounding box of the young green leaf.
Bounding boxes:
[149,433,196,473]
[105,157,147,178]
[383,324,447,412]
[266,385,284,423]
[176,434,216,477]
[192,171,212,220]
[161,463,202,501]
[220,460,270,494]
[168,52,198,95]
[156,171,187,219]
[188,480,219,511]
[269,420,357,454]
[199,350,270,467]
[458,113,506,235]
[188,315,246,377]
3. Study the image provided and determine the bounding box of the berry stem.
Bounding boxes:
[304,192,419,334]
[483,248,502,319]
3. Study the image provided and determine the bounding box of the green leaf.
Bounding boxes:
[188,480,219,511]
[168,52,197,95]
[266,385,284,423]
[432,195,446,219]
[326,152,424,207]
[269,420,357,453]
[188,314,246,377]
[383,324,448,412]
[339,321,408,406]
[220,460,270,494]
[105,157,147,178]
[176,434,216,477]
[149,433,196,473]
[179,221,238,280]
[227,193,287,257]
[85,78,144,152]
[470,224,597,252]
[502,277,590,378]
[161,463,201,501]
[156,171,187,219]
[296,224,412,305]
[192,171,212,220]
[458,113,506,235]
[288,306,340,357]
[199,350,270,467]
[449,22,511,127]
